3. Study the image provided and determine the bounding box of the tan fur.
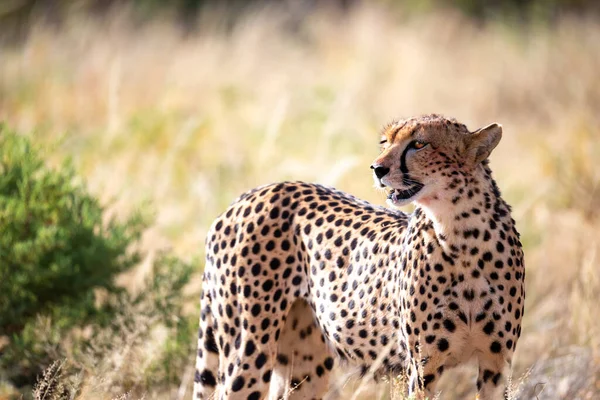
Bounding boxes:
[194,115,525,400]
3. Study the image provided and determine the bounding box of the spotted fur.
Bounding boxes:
[194,115,525,400]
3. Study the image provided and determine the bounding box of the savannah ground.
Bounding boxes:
[1,1,600,399]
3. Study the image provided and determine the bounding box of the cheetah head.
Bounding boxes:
[370,114,502,208]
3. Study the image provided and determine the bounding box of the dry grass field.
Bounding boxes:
[1,3,600,399]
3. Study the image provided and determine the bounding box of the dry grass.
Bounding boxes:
[1,3,600,399]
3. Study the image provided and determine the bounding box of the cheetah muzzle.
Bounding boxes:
[386,183,424,204]
[194,114,525,400]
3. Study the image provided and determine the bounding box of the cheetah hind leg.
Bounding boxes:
[269,299,336,400]
[476,353,510,400]
[406,358,438,400]
[193,289,220,399]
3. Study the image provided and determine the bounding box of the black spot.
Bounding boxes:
[329,271,336,282]
[255,353,267,369]
[269,258,281,270]
[490,341,502,353]
[245,340,256,356]
[247,391,261,400]
[251,304,261,317]
[437,338,449,352]
[483,369,494,382]
[463,289,475,301]
[261,318,270,330]
[231,376,245,392]
[492,373,502,385]
[269,207,280,219]
[483,321,494,335]
[443,319,456,333]
[197,369,217,386]
[427,243,435,254]
[423,374,435,388]
[324,357,334,370]
[204,328,218,354]
[262,370,271,383]
[261,334,270,345]
[277,354,289,365]
[262,280,274,291]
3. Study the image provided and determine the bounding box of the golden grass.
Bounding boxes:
[1,3,600,399]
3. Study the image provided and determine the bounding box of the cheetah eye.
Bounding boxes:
[410,141,428,150]
[379,139,387,144]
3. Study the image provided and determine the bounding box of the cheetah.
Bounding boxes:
[193,114,525,400]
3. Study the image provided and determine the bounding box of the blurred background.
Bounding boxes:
[1,0,600,399]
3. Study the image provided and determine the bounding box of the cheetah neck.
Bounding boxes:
[412,162,513,250]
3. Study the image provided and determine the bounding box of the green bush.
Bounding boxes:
[0,125,197,394]
[0,125,145,335]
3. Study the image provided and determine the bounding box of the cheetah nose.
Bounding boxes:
[371,164,390,179]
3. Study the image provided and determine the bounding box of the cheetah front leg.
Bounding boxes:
[406,331,459,399]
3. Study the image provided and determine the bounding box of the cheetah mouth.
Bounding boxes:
[386,183,424,202]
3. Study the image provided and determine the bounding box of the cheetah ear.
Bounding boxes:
[465,123,502,165]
